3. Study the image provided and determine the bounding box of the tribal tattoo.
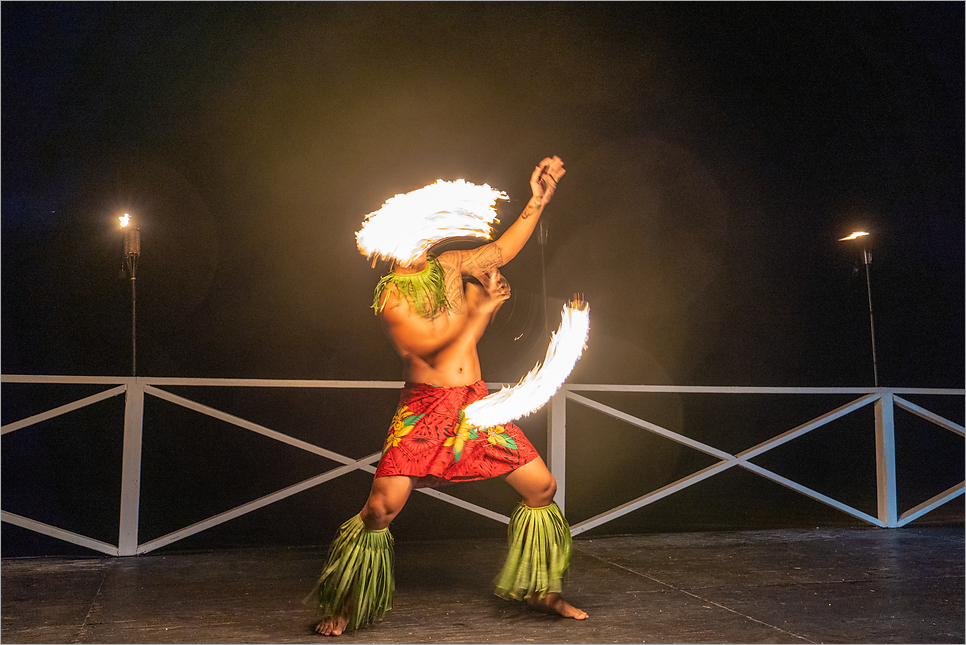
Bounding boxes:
[439,255,466,314]
[439,245,504,315]
[462,244,503,279]
[520,199,541,220]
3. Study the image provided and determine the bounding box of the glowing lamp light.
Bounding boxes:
[120,214,140,258]
[839,231,869,241]
[463,298,590,427]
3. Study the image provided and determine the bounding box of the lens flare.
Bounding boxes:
[463,298,590,427]
[356,179,508,266]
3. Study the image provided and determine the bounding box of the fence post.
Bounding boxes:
[875,392,898,527]
[118,378,144,555]
[547,389,567,513]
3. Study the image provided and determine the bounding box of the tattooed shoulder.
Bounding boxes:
[463,244,503,275]
[437,252,466,314]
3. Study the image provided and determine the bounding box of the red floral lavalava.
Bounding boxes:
[382,405,424,454]
[374,381,538,488]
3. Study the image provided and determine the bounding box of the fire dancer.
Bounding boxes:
[309,156,587,635]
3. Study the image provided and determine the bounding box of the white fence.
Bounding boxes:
[2,375,963,556]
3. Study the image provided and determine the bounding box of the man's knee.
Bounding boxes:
[523,471,557,507]
[360,498,397,530]
[360,480,411,530]
[538,475,558,505]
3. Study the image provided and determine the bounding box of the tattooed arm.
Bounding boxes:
[430,244,504,316]
[433,157,565,314]
[440,157,567,291]
[490,156,565,266]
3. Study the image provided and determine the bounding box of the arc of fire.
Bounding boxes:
[463,298,590,428]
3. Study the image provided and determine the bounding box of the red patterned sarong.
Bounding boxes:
[374,381,538,488]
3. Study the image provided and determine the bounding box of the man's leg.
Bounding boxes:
[315,476,415,636]
[361,475,416,529]
[502,458,588,620]
[503,456,557,507]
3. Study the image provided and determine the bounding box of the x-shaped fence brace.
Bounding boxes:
[560,387,965,536]
[1,377,963,556]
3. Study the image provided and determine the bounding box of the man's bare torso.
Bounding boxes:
[376,251,505,387]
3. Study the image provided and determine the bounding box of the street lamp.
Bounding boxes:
[839,231,878,386]
[119,214,140,376]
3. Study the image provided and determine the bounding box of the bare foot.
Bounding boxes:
[526,592,589,620]
[315,615,348,636]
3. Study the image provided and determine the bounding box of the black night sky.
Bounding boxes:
[2,3,963,554]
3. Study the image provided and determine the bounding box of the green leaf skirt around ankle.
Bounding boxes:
[494,502,572,601]
[307,514,394,632]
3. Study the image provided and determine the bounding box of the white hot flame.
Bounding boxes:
[839,231,869,241]
[356,179,508,266]
[463,299,590,428]
[119,214,131,228]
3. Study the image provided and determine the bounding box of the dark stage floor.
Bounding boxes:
[2,526,963,644]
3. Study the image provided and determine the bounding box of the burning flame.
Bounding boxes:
[463,298,590,428]
[356,179,508,266]
[119,214,131,228]
[839,231,869,241]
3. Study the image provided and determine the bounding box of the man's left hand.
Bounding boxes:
[530,156,566,204]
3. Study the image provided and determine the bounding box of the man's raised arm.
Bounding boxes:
[454,156,566,279]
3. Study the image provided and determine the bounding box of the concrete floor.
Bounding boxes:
[2,525,963,644]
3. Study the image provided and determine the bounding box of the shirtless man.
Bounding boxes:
[312,156,587,636]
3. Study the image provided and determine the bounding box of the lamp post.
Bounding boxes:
[839,231,879,386]
[119,214,140,376]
